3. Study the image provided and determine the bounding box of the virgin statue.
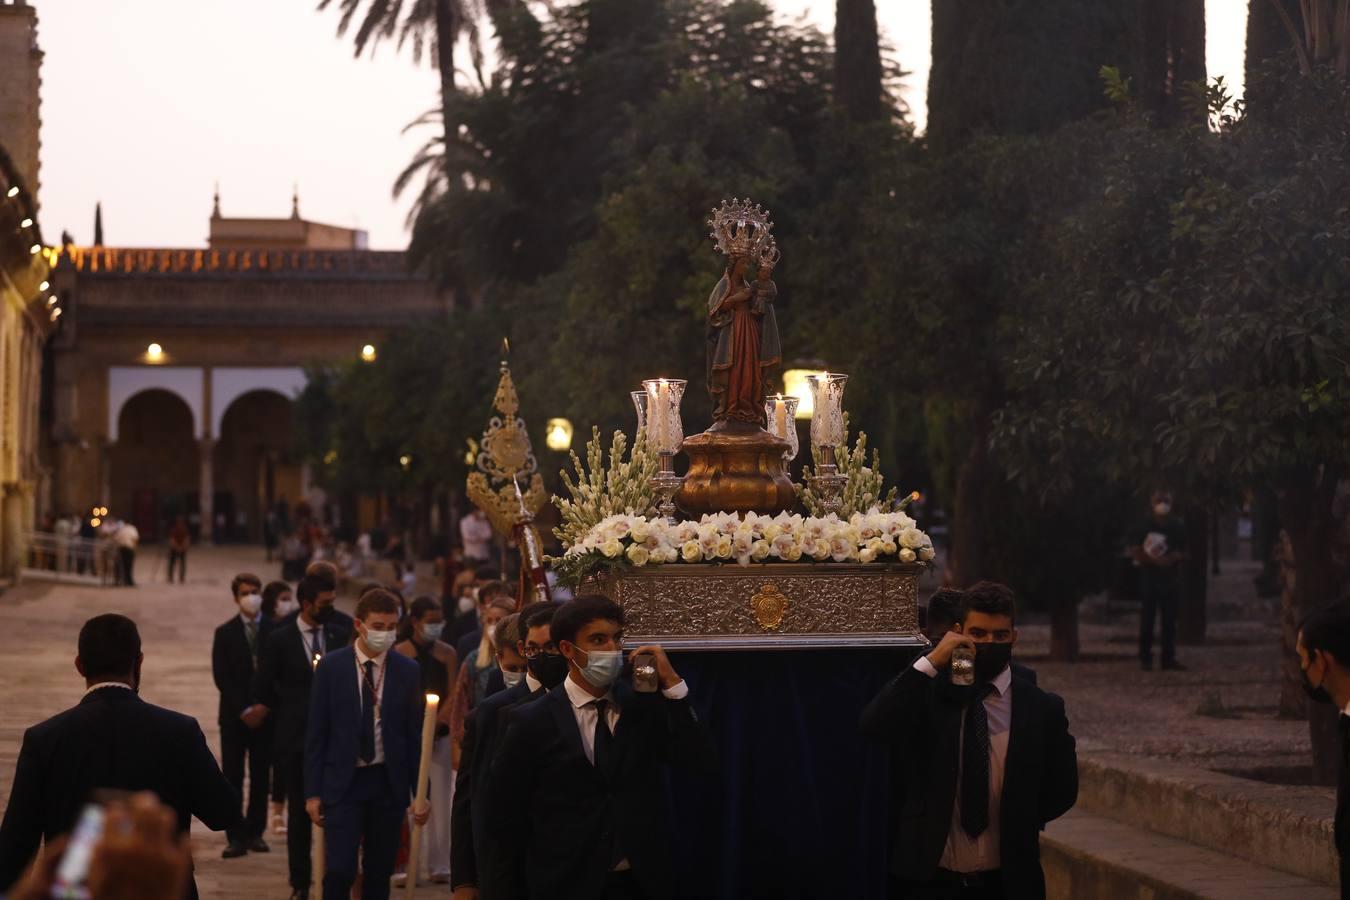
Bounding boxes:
[706,202,782,427]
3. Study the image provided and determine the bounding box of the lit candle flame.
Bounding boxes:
[425,693,440,705]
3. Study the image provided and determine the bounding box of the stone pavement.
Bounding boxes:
[0,544,446,899]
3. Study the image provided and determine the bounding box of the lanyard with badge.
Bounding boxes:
[357,652,385,719]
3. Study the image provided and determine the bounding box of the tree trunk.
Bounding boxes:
[1276,528,1306,718]
[835,0,883,121]
[1178,500,1209,644]
[948,415,990,587]
[1278,465,1345,784]
[1140,0,1206,124]
[1049,599,1081,661]
[434,0,460,150]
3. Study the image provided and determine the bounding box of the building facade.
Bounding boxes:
[46,204,450,543]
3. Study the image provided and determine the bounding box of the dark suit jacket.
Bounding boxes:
[253,617,351,757]
[455,628,482,673]
[450,680,544,892]
[859,665,1077,899]
[305,646,424,807]
[212,615,273,726]
[484,680,716,900]
[0,688,240,899]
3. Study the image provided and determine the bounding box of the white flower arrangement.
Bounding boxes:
[553,508,935,585]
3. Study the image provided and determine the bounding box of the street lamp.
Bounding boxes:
[545,418,574,451]
[361,344,377,362]
[146,343,164,362]
[782,368,825,420]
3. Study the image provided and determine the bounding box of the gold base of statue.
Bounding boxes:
[676,420,797,517]
[589,562,927,649]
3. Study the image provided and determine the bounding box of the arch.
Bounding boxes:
[109,389,199,541]
[210,367,306,439]
[108,367,204,441]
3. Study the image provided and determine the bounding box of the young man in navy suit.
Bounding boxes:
[484,595,716,900]
[305,589,429,900]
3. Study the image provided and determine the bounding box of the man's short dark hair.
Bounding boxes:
[409,595,441,621]
[960,581,1016,625]
[297,574,325,605]
[305,560,338,592]
[927,588,964,629]
[231,573,262,598]
[355,588,400,621]
[551,595,624,646]
[477,580,507,604]
[78,614,141,679]
[519,601,558,639]
[1300,605,1350,666]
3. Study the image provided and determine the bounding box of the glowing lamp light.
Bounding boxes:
[49,308,61,321]
[19,217,32,228]
[782,369,825,420]
[29,244,40,255]
[6,186,18,198]
[426,692,440,705]
[545,417,574,451]
[38,281,49,291]
[360,344,377,362]
[146,343,164,361]
[90,517,102,528]
[45,296,57,307]
[99,507,108,516]
[399,454,412,469]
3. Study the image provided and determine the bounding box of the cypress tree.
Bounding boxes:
[835,0,883,121]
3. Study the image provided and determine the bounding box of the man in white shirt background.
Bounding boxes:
[459,509,495,565]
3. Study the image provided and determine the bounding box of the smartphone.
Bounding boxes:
[49,803,105,900]
[632,652,659,693]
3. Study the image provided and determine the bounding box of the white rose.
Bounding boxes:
[880,538,898,556]
[763,522,783,541]
[600,539,624,559]
[750,539,771,562]
[918,547,936,562]
[626,544,650,567]
[714,536,734,560]
[899,527,926,550]
[830,538,856,562]
[770,533,796,558]
[899,548,917,563]
[630,520,652,545]
[681,540,703,563]
[859,547,877,564]
[809,540,832,561]
[783,544,803,562]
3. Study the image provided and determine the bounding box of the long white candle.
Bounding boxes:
[404,692,440,897]
[657,380,670,452]
[774,397,787,438]
[312,653,324,888]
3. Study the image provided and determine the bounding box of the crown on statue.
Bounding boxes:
[757,234,781,271]
[708,198,774,260]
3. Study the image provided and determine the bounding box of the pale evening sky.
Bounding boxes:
[33,1,1249,250]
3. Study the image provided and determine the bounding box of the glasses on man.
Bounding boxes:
[521,644,560,660]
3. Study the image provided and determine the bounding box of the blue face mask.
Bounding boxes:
[573,648,623,689]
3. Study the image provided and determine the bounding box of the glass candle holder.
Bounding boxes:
[641,378,688,455]
[631,390,649,436]
[807,373,848,448]
[764,393,800,462]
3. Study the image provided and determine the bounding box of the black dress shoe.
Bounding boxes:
[221,842,248,859]
[287,890,309,900]
[1161,660,1187,671]
[247,837,271,853]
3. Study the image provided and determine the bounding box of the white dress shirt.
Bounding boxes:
[83,681,134,697]
[913,656,1013,873]
[562,675,690,765]
[526,672,542,694]
[355,643,388,767]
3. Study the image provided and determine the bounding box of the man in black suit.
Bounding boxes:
[451,601,567,899]
[212,572,274,858]
[254,573,352,900]
[305,589,429,900]
[926,588,1037,685]
[304,560,355,634]
[1295,604,1350,900]
[861,582,1077,900]
[484,595,716,900]
[0,614,240,900]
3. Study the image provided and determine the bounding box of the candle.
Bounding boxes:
[311,651,324,888]
[405,692,440,896]
[774,396,787,438]
[657,380,670,452]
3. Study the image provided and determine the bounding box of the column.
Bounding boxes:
[199,438,215,543]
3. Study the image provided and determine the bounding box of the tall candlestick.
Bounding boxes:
[405,692,440,897]
[311,652,324,888]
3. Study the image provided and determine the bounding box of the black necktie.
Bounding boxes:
[359,661,376,763]
[591,698,614,776]
[961,684,994,838]
[309,628,324,658]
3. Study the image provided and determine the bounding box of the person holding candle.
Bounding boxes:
[305,589,430,900]
[483,596,717,900]
[253,574,351,900]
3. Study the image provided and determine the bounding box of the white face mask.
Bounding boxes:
[238,593,262,617]
[573,649,624,689]
[457,596,475,614]
[421,622,444,642]
[501,669,525,688]
[1153,502,1172,517]
[363,628,397,655]
[277,598,300,618]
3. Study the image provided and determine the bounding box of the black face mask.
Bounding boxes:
[1302,659,1333,705]
[528,652,569,689]
[974,641,1013,683]
[314,605,335,624]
